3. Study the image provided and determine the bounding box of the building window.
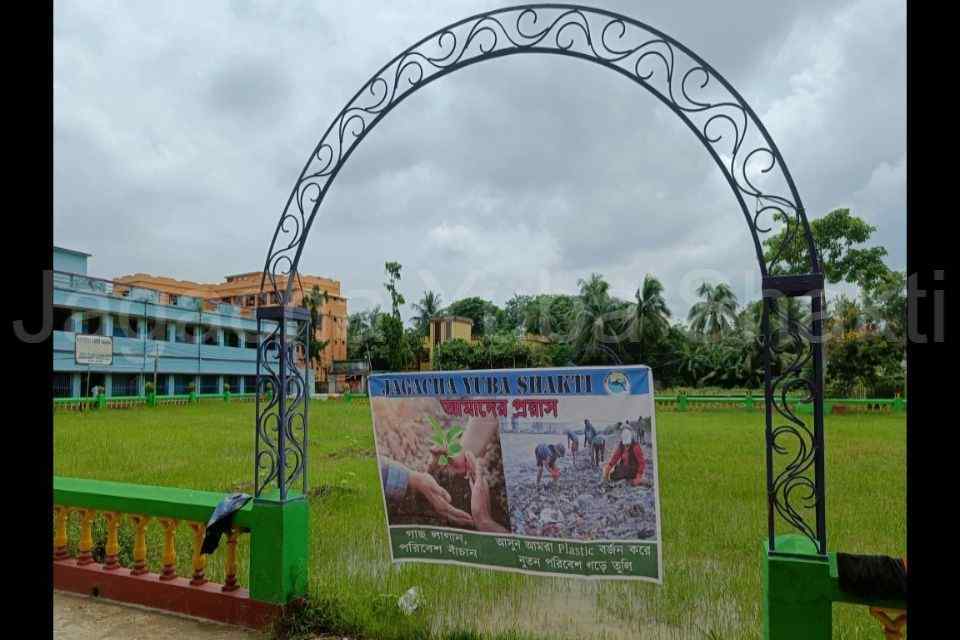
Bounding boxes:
[112,315,140,338]
[244,333,259,349]
[201,325,219,346]
[81,373,106,397]
[199,375,219,394]
[174,375,194,395]
[243,375,257,393]
[146,373,170,395]
[112,373,140,397]
[175,323,196,343]
[147,318,168,341]
[169,294,179,306]
[224,330,241,348]
[54,307,74,332]
[53,373,73,398]
[223,375,240,392]
[81,313,104,336]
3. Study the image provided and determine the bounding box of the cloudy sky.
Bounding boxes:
[54,0,905,320]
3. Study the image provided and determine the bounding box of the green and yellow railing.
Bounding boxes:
[53,476,308,628]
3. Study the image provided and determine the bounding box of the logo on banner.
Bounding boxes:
[603,371,630,395]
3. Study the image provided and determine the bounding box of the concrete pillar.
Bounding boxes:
[103,314,114,338]
[104,373,112,397]
[166,322,176,342]
[217,328,224,346]
[166,374,174,396]
[70,311,83,333]
[72,374,81,398]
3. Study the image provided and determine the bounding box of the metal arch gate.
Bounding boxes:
[253,3,828,557]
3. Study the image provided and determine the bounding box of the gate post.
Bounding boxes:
[252,304,311,604]
[762,535,833,640]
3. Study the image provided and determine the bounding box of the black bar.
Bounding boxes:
[762,273,825,297]
[810,291,828,555]
[257,305,310,321]
[763,298,776,552]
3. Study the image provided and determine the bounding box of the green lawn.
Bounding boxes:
[54,400,905,640]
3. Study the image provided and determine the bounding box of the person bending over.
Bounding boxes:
[535,442,565,487]
[602,427,650,487]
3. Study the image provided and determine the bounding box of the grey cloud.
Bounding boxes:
[55,0,905,322]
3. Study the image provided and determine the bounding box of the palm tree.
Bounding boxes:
[411,290,442,336]
[572,273,622,364]
[627,275,671,354]
[688,282,738,340]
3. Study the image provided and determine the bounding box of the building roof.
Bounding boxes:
[431,315,474,325]
[54,246,92,257]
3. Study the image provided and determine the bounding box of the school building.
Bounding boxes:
[52,246,348,398]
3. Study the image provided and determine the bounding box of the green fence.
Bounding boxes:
[53,392,259,412]
[655,394,905,414]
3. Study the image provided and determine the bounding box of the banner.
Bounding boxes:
[75,334,113,366]
[369,365,662,582]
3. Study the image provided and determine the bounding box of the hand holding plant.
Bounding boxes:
[427,417,474,476]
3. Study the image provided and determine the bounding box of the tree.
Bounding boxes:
[572,273,625,364]
[411,290,442,336]
[302,285,330,368]
[862,269,907,344]
[503,294,531,333]
[523,294,577,339]
[444,297,502,337]
[763,208,890,290]
[688,282,738,340]
[347,307,383,368]
[433,338,475,371]
[626,275,671,354]
[384,261,405,319]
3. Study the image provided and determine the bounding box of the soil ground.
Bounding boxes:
[53,591,263,639]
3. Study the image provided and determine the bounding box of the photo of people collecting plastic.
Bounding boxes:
[372,396,510,533]
[501,412,657,541]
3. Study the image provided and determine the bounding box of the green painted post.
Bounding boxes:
[678,392,688,412]
[248,493,310,604]
[762,535,832,640]
[744,391,755,411]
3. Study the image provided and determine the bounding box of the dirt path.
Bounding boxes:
[54,591,264,639]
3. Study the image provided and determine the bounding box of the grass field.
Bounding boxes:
[54,400,905,640]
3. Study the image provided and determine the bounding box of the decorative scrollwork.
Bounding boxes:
[259,3,818,304]
[256,3,826,544]
[763,296,824,552]
[255,311,310,499]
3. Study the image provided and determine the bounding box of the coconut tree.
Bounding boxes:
[411,290,442,336]
[572,273,624,364]
[688,282,738,340]
[626,275,671,355]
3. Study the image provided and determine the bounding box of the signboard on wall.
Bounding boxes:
[369,365,662,582]
[75,334,113,366]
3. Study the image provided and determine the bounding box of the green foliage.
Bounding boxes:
[687,282,738,339]
[443,297,505,337]
[428,416,464,466]
[433,338,475,371]
[763,208,890,290]
[412,290,443,336]
[384,261,405,319]
[825,329,905,397]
